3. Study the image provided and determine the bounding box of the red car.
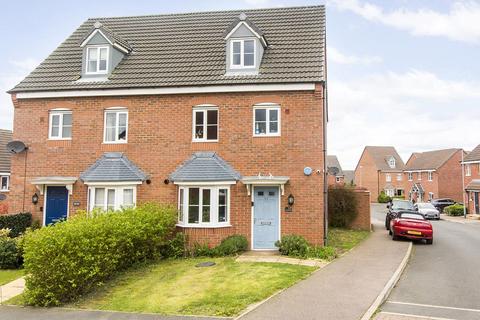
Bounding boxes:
[390,210,433,244]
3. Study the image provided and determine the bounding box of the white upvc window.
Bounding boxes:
[466,164,471,177]
[88,185,136,212]
[104,108,128,143]
[388,157,396,168]
[386,189,394,197]
[230,39,255,68]
[386,173,391,182]
[177,186,230,227]
[86,46,109,74]
[408,172,413,181]
[0,175,9,192]
[418,172,422,180]
[49,110,72,140]
[253,104,281,137]
[396,173,402,181]
[427,171,433,181]
[429,192,434,201]
[192,106,218,142]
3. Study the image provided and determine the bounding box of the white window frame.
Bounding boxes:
[386,173,391,182]
[48,109,72,140]
[103,108,128,144]
[427,171,433,181]
[396,173,402,181]
[230,38,256,69]
[192,105,219,142]
[335,176,341,183]
[87,185,137,212]
[418,172,422,180]
[429,192,434,201]
[388,157,396,168]
[408,172,413,181]
[177,185,231,228]
[0,175,9,192]
[386,189,394,197]
[466,164,471,177]
[85,45,109,74]
[253,104,281,137]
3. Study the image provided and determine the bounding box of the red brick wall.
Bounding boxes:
[8,87,326,247]
[438,150,464,202]
[464,162,479,214]
[350,187,371,230]
[355,151,380,202]
[404,171,439,202]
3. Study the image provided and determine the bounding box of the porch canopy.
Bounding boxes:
[241,175,290,196]
[31,177,78,195]
[169,152,241,184]
[466,179,480,191]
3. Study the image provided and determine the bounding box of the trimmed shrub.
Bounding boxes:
[328,186,358,228]
[0,212,32,237]
[215,234,248,256]
[377,191,392,203]
[307,245,337,261]
[22,203,177,306]
[159,232,188,258]
[0,230,23,269]
[275,235,309,257]
[444,204,466,216]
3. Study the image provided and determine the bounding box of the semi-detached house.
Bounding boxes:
[463,144,480,214]
[6,6,327,249]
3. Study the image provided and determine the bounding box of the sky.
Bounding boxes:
[0,0,479,169]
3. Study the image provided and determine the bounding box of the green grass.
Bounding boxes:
[0,269,24,286]
[327,228,370,255]
[68,257,315,317]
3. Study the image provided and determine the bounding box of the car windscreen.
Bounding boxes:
[417,203,435,209]
[392,201,414,210]
[399,213,425,220]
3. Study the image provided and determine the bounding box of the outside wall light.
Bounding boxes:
[32,193,39,205]
[287,194,295,206]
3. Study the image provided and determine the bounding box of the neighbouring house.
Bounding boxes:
[6,6,327,249]
[0,130,12,197]
[343,170,355,186]
[463,144,480,214]
[327,155,344,186]
[355,146,405,202]
[404,148,464,203]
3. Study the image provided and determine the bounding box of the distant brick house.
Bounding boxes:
[343,170,355,186]
[404,148,464,203]
[6,6,327,249]
[0,130,12,196]
[355,146,405,202]
[463,144,480,214]
[326,155,344,186]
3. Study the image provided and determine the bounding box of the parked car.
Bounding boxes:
[390,211,433,244]
[415,202,440,220]
[431,198,455,213]
[386,199,415,230]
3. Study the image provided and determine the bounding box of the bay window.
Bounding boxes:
[88,185,136,211]
[177,186,230,227]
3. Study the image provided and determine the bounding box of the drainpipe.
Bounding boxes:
[462,151,467,219]
[323,22,329,246]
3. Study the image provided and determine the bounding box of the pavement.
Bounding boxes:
[0,277,25,303]
[375,207,480,320]
[238,204,410,320]
[236,251,327,267]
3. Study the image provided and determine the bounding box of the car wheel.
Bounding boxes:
[426,239,433,245]
[392,233,399,241]
[389,229,392,236]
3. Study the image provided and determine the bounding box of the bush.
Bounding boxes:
[307,246,337,260]
[22,203,177,306]
[275,235,309,257]
[444,204,466,216]
[377,191,392,203]
[0,212,32,237]
[328,186,358,228]
[0,230,23,269]
[159,232,188,258]
[193,234,248,257]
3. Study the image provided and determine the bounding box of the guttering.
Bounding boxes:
[14,83,317,99]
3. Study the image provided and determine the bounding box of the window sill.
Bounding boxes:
[0,190,9,193]
[102,141,128,145]
[48,138,72,141]
[253,134,281,138]
[192,140,218,143]
[176,224,232,229]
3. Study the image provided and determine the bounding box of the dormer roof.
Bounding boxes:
[79,21,132,54]
[224,13,268,47]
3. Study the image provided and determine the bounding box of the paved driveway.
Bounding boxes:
[374,205,480,320]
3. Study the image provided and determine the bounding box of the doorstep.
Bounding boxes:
[236,252,326,267]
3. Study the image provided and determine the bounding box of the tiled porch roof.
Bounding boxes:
[80,153,148,183]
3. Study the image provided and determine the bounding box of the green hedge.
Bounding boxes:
[328,186,358,228]
[0,212,32,237]
[22,203,177,306]
[275,234,337,260]
[444,204,466,216]
[193,234,248,257]
[377,191,392,203]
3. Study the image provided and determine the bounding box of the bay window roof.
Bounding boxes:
[80,152,148,183]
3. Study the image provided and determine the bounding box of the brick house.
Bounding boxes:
[0,130,12,196]
[404,148,464,203]
[463,144,480,214]
[327,155,344,186]
[355,146,405,202]
[6,6,327,249]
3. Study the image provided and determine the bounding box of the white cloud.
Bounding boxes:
[328,70,480,169]
[329,0,480,44]
[328,46,382,65]
[243,0,274,7]
[9,58,40,72]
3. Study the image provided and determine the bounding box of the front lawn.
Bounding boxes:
[328,228,370,255]
[69,257,315,317]
[0,269,24,286]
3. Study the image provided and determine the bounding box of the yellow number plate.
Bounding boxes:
[407,230,422,235]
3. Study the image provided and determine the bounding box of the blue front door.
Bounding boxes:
[253,187,280,249]
[45,186,69,225]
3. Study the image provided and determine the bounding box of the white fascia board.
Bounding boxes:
[403,169,436,173]
[15,83,317,99]
[80,29,113,47]
[173,181,237,186]
[225,21,261,40]
[462,160,480,164]
[83,181,143,186]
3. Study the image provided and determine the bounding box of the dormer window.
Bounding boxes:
[231,39,255,68]
[388,157,396,168]
[86,46,109,74]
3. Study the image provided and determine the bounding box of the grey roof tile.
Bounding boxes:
[0,130,12,173]
[464,144,480,162]
[170,152,241,182]
[80,152,148,182]
[326,155,343,175]
[405,148,461,170]
[10,5,325,92]
[363,146,405,172]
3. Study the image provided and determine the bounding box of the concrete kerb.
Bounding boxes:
[360,242,413,320]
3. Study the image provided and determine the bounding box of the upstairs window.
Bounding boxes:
[86,46,108,74]
[386,173,391,182]
[408,172,413,181]
[253,105,280,136]
[104,108,128,143]
[0,175,9,191]
[49,110,72,140]
[397,173,402,181]
[418,172,422,180]
[231,39,255,68]
[465,164,471,177]
[193,106,218,142]
[427,171,433,181]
